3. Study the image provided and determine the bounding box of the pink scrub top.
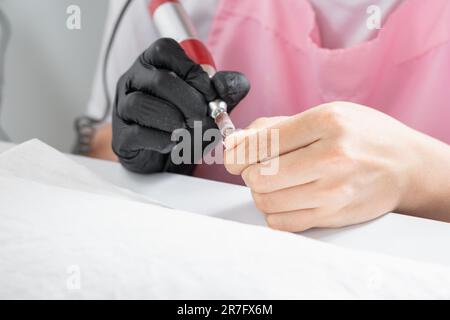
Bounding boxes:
[193,0,450,185]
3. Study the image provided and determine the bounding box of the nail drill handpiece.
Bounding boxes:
[149,0,236,138]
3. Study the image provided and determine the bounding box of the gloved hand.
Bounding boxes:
[112,38,250,174]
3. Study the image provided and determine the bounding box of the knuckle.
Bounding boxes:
[327,143,346,160]
[339,184,355,201]
[116,102,126,120]
[319,213,346,229]
[245,169,269,193]
[319,103,348,135]
[117,73,133,95]
[117,73,129,90]
[149,38,175,57]
[126,92,139,108]
[141,38,175,65]
[329,184,355,207]
[252,192,272,213]
[265,215,281,230]
[121,93,138,113]
[266,215,296,232]
[119,93,137,117]
[112,129,133,156]
[244,167,258,188]
[150,70,166,87]
[223,162,241,176]
[223,151,243,175]
[326,142,355,167]
[116,79,132,117]
[248,117,270,129]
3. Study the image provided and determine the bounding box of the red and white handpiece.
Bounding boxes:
[148,0,236,138]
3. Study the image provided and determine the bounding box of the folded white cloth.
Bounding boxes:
[0,140,449,299]
[0,139,163,206]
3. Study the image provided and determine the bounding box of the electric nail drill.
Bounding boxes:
[148,0,236,138]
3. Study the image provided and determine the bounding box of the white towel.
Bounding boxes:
[0,140,449,299]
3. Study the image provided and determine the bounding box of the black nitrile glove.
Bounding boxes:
[112,38,250,174]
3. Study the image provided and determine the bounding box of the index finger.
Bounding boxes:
[224,108,327,175]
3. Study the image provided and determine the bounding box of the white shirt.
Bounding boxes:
[86,0,403,121]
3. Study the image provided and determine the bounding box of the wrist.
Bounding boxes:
[397,129,450,221]
[396,130,426,213]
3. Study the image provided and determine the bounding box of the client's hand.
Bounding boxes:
[224,102,450,231]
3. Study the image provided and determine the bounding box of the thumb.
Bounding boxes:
[211,71,250,111]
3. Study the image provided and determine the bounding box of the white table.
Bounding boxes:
[1,141,450,267]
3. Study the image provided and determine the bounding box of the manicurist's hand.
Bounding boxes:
[224,102,450,232]
[112,38,249,174]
